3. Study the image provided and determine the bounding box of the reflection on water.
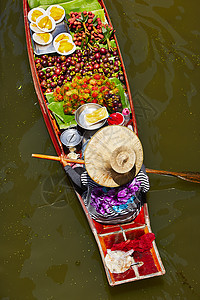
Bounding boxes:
[0,0,200,299]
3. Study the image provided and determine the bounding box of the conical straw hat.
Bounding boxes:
[84,125,143,187]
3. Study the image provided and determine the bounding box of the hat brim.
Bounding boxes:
[84,125,143,187]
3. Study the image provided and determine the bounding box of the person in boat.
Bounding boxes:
[61,125,150,224]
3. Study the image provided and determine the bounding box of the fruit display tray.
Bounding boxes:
[29,17,70,55]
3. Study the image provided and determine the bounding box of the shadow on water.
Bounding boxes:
[0,0,200,299]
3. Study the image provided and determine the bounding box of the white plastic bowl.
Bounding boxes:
[32,32,53,46]
[30,22,44,33]
[36,15,56,33]
[54,40,76,56]
[28,7,46,24]
[53,32,72,48]
[46,5,65,24]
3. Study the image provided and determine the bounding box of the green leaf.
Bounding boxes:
[48,101,76,129]
[108,78,130,110]
[76,18,83,23]
[101,26,107,34]
[93,15,97,22]
[92,9,106,23]
[117,84,127,109]
[76,26,84,33]
[45,92,54,103]
[28,0,39,8]
[99,37,106,43]
[65,13,70,19]
[28,0,73,9]
[39,1,101,14]
[85,15,89,23]
[81,39,84,49]
[109,29,114,39]
[109,77,122,86]
[110,39,116,48]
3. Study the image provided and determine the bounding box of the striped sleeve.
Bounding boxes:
[81,169,150,193]
[136,170,150,193]
[81,171,100,189]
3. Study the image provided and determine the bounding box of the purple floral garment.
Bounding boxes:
[90,178,141,215]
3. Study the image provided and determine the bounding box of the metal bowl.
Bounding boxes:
[60,128,82,147]
[75,103,107,130]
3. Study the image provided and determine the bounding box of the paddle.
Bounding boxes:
[32,153,85,164]
[32,154,200,184]
[146,168,200,184]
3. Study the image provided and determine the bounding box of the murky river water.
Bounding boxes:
[0,0,200,299]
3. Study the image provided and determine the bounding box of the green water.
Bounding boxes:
[0,0,200,299]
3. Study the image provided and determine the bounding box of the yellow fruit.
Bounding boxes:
[38,16,52,30]
[46,18,52,30]
[31,10,43,22]
[58,41,73,53]
[55,34,69,43]
[37,33,50,43]
[50,7,64,21]
[85,107,108,124]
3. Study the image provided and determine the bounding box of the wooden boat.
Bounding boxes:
[23,0,165,286]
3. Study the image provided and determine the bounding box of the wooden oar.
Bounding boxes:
[32,153,85,164]
[146,168,200,184]
[32,154,200,184]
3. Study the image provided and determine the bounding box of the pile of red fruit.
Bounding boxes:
[68,11,105,47]
[53,73,123,114]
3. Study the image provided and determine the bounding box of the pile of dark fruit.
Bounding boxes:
[105,93,122,112]
[35,46,125,93]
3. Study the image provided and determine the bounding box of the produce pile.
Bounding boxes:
[32,0,129,127]
[35,46,124,94]
[53,73,123,114]
[68,11,114,50]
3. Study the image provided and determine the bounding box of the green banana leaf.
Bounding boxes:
[45,92,55,104]
[36,0,101,13]
[109,78,130,110]
[28,0,72,9]
[45,93,76,129]
[91,9,106,23]
[48,101,76,129]
[28,0,78,9]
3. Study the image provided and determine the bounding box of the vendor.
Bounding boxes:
[61,125,150,224]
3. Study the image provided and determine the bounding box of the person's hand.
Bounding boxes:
[60,154,71,167]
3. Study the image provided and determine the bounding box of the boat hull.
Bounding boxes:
[23,0,165,286]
